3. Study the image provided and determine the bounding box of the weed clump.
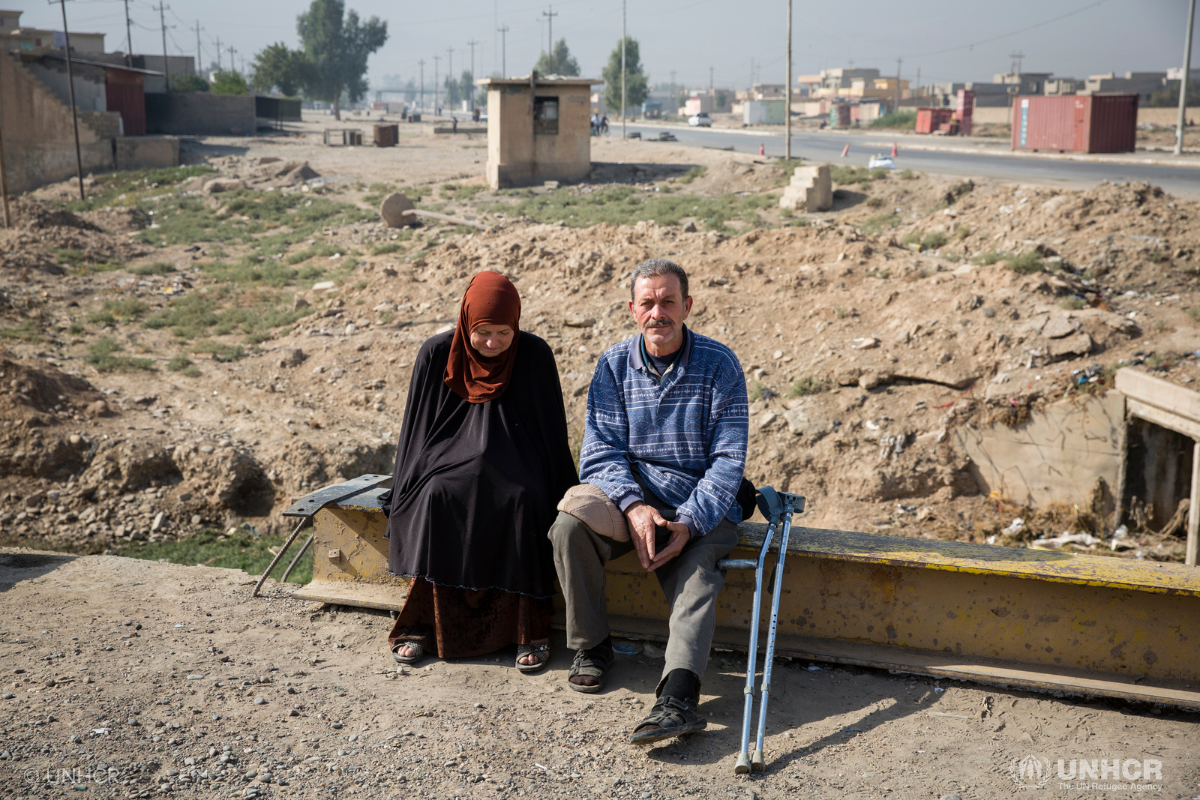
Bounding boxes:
[85,337,155,373]
[788,376,826,397]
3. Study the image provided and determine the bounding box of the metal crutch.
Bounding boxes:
[717,485,784,775]
[750,491,805,772]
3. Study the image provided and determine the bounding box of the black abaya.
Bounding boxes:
[381,330,577,599]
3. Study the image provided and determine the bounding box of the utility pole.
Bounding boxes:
[542,6,557,74]
[709,65,713,95]
[621,0,626,138]
[123,0,133,67]
[55,0,86,201]
[895,57,902,113]
[446,47,455,109]
[418,59,425,112]
[497,25,508,77]
[194,21,202,77]
[433,54,440,115]
[0,49,11,227]
[214,36,221,71]
[467,39,480,106]
[228,46,237,74]
[1177,0,1197,156]
[670,69,676,112]
[1009,50,1024,76]
[785,0,792,160]
[156,2,171,91]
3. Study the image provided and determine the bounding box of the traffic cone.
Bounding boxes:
[759,142,765,156]
[840,144,850,158]
[891,141,898,157]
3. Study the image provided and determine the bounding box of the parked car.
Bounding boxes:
[688,112,712,127]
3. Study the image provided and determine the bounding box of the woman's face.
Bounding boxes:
[469,324,514,358]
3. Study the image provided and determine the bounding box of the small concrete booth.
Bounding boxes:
[478,74,600,189]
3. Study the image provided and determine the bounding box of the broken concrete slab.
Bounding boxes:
[1042,315,1079,339]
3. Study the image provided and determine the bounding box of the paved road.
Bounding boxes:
[622,123,1200,199]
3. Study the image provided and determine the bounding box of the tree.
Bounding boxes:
[211,70,248,95]
[296,0,388,120]
[602,37,648,115]
[714,89,728,110]
[171,73,209,93]
[1148,80,1200,108]
[404,78,417,103]
[534,39,580,77]
[252,42,315,97]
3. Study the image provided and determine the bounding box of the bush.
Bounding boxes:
[860,213,899,235]
[1005,251,1045,274]
[788,376,825,397]
[921,231,948,250]
[868,110,916,130]
[864,196,884,209]
[1061,297,1087,310]
[130,262,176,276]
[85,337,155,373]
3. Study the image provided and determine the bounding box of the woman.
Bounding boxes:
[380,271,577,672]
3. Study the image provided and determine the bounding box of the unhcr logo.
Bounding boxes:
[1007,753,1164,791]
[1010,754,1053,789]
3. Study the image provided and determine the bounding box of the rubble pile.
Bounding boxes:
[1,169,1198,559]
[0,198,149,274]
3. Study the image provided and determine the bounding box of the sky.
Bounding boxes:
[9,0,1198,92]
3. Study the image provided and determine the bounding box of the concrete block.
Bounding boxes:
[954,392,1125,508]
[780,164,831,212]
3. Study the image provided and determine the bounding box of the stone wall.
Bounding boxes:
[0,53,112,195]
[145,92,256,136]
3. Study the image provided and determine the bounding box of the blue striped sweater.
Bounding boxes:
[579,327,749,537]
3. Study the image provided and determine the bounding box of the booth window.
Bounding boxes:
[534,97,559,135]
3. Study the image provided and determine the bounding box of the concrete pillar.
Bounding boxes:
[1190,441,1200,567]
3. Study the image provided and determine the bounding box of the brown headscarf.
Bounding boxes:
[443,271,522,403]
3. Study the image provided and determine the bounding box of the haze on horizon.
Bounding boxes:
[9,0,1196,92]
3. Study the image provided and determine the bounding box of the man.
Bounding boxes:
[549,258,749,745]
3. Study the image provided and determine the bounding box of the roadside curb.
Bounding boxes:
[619,122,1200,170]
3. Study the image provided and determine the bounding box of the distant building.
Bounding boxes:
[479,75,601,189]
[132,54,197,94]
[1081,72,1166,104]
[994,72,1053,95]
[1044,78,1081,96]
[0,9,105,54]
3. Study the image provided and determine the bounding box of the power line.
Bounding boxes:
[903,0,1108,60]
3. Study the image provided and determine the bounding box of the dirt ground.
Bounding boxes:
[2,547,1198,800]
[3,110,1200,798]
[4,120,1200,557]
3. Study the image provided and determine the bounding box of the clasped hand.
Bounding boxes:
[624,501,690,571]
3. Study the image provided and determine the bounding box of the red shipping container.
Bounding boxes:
[915,107,954,134]
[1011,94,1138,153]
[955,89,974,136]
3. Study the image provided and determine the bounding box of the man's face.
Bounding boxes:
[629,273,692,355]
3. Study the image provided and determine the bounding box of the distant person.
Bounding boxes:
[380,272,577,672]
[549,258,750,745]
[452,117,458,133]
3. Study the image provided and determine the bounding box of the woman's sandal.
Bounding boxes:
[515,642,550,673]
[628,695,707,745]
[391,641,425,665]
[567,645,614,693]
